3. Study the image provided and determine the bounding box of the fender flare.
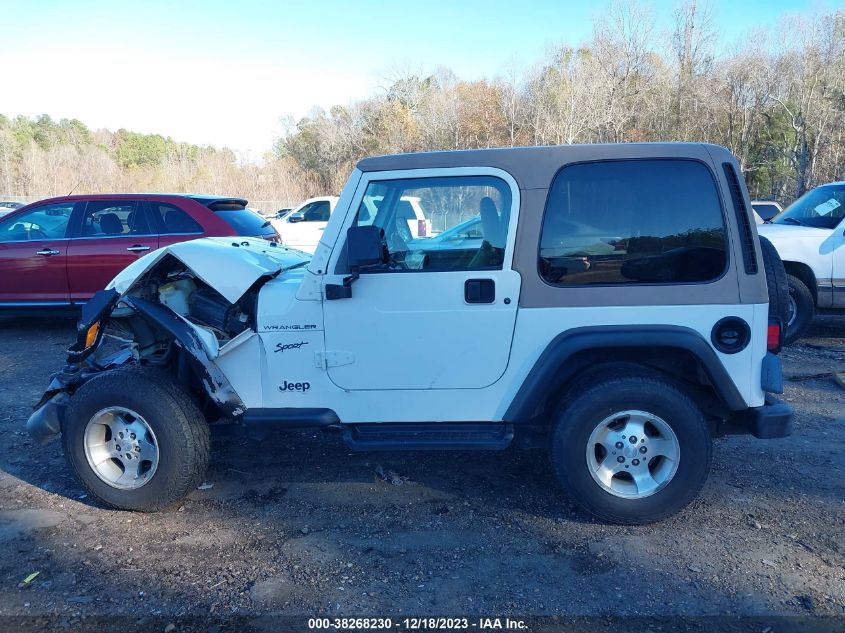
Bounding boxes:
[124,296,246,418]
[503,325,747,423]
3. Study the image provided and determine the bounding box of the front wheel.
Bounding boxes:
[550,374,712,524]
[785,274,815,345]
[62,366,210,511]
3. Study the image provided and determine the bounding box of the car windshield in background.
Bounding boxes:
[773,184,845,229]
[752,203,780,221]
[216,209,276,237]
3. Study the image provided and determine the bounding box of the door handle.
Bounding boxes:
[127,245,151,252]
[465,278,495,304]
[36,249,60,256]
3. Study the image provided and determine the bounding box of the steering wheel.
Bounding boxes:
[28,228,49,240]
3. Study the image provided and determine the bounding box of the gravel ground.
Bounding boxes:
[0,315,843,627]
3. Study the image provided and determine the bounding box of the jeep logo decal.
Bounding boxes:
[280,380,311,393]
[274,341,308,353]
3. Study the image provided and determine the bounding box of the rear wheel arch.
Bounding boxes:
[504,326,746,427]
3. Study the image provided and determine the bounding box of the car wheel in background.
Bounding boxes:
[758,236,789,328]
[784,274,815,345]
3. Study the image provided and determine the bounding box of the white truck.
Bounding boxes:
[274,195,432,253]
[758,182,845,343]
[28,143,792,525]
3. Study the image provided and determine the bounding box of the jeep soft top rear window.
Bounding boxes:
[539,159,727,286]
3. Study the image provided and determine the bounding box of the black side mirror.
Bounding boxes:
[347,225,385,269]
[326,225,385,300]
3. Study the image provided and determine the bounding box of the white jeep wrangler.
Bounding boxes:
[757,182,845,343]
[28,143,793,524]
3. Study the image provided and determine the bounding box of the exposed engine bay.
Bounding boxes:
[26,237,311,443]
[111,253,258,354]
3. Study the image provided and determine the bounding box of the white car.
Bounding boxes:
[0,201,24,218]
[275,195,432,253]
[758,182,845,343]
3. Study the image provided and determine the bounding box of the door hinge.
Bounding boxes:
[314,351,354,369]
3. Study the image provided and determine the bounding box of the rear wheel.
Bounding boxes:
[784,274,815,344]
[62,366,210,511]
[550,374,711,524]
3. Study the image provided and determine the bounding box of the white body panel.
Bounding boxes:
[216,284,767,420]
[758,222,845,307]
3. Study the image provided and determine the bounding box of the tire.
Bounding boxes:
[758,236,789,327]
[550,374,712,525]
[62,366,210,511]
[784,274,815,345]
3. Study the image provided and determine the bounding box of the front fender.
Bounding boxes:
[123,296,246,418]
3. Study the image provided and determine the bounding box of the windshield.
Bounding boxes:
[773,184,845,229]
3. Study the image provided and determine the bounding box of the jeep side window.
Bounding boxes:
[353,175,511,272]
[539,160,727,285]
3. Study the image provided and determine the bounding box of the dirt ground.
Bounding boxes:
[0,315,843,628]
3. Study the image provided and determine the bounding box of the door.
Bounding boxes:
[149,200,205,248]
[322,170,521,390]
[0,201,76,304]
[283,200,332,252]
[66,200,159,301]
[833,217,845,307]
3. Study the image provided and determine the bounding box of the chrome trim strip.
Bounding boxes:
[0,232,202,245]
[0,301,74,307]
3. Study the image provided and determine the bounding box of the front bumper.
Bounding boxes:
[730,396,794,439]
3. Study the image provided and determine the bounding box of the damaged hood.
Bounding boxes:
[107,237,311,303]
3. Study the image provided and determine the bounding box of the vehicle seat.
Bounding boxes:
[127,209,150,234]
[99,213,123,235]
[468,197,505,268]
[479,196,505,248]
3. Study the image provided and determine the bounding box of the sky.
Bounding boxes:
[1,0,843,159]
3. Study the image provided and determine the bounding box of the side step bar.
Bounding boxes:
[240,408,339,439]
[342,422,514,451]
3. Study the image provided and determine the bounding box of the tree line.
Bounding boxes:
[278,2,845,204]
[3,1,844,209]
[0,114,317,210]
